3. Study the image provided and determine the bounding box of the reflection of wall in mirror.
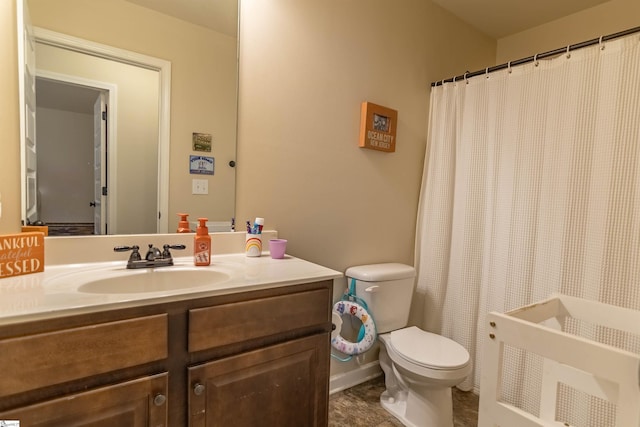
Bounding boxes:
[36,101,95,224]
[27,0,238,232]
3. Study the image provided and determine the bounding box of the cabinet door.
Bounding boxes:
[188,334,329,427]
[0,373,168,427]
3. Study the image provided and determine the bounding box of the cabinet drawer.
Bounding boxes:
[0,314,168,398]
[0,373,168,426]
[189,288,330,352]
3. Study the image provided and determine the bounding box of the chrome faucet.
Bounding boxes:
[114,244,186,269]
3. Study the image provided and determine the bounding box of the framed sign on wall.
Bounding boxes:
[190,155,215,175]
[358,102,398,153]
[192,132,212,152]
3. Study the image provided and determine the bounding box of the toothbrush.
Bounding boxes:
[253,217,264,234]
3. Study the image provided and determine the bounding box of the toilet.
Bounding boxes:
[345,263,471,427]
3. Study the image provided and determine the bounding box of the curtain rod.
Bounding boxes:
[431,25,640,87]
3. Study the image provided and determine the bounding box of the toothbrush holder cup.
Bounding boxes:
[245,233,262,257]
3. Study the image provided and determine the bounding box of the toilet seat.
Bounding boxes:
[388,326,469,370]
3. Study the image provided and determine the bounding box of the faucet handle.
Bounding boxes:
[114,245,141,262]
[162,244,186,258]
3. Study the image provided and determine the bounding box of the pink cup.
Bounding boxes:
[269,239,287,259]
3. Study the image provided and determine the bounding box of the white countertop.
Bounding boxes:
[0,253,342,325]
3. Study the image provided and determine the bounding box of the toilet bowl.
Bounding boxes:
[378,327,471,427]
[344,263,471,427]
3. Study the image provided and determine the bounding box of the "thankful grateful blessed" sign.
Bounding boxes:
[0,232,45,278]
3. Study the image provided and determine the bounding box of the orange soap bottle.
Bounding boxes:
[194,218,211,266]
[176,213,192,233]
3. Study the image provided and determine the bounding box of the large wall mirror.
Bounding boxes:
[17,0,239,236]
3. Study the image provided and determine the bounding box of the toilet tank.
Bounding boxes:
[345,263,416,334]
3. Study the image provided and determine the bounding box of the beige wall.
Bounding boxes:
[497,0,640,63]
[237,0,494,274]
[0,0,21,235]
[236,1,495,376]
[237,0,495,270]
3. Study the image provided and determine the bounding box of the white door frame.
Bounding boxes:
[17,0,36,225]
[26,25,171,233]
[93,91,108,235]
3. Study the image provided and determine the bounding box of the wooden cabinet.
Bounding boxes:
[188,334,329,427]
[0,280,332,426]
[0,315,169,426]
[0,314,168,397]
[0,373,168,427]
[186,286,331,427]
[188,288,330,351]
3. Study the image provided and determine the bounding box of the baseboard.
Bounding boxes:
[329,361,383,395]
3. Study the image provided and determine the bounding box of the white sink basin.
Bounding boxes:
[76,268,230,294]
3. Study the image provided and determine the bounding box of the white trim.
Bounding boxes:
[33,27,167,72]
[329,361,382,395]
[35,70,118,234]
[32,27,171,233]
[17,0,27,226]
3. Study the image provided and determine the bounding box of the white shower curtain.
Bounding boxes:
[416,34,640,426]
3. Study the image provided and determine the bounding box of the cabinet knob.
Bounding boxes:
[193,383,205,396]
[153,393,167,406]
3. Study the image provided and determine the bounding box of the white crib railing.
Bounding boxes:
[478,294,640,427]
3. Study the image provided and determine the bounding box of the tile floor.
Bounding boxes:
[328,376,479,427]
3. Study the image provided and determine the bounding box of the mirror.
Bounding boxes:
[19,0,239,236]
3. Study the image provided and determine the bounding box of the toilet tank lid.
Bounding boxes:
[345,263,416,281]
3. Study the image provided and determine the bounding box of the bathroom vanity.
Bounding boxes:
[0,248,341,426]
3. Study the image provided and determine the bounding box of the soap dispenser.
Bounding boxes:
[177,213,192,233]
[194,218,211,266]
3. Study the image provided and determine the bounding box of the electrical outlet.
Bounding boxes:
[192,179,208,195]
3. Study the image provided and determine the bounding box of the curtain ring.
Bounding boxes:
[534,53,539,67]
[486,67,490,79]
[464,72,469,84]
[453,76,457,83]
[566,45,571,59]
[599,35,605,50]
[508,61,512,74]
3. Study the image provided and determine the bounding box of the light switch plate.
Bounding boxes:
[192,179,208,195]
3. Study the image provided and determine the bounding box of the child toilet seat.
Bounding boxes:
[331,300,377,355]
